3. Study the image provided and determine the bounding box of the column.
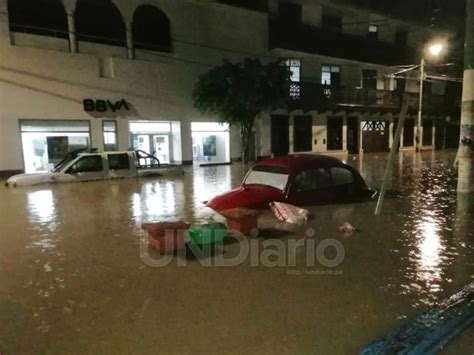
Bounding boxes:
[67,12,77,53]
[359,115,364,154]
[126,21,134,60]
[289,115,294,153]
[400,124,405,148]
[388,118,394,149]
[342,115,347,151]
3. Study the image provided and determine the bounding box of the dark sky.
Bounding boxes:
[341,0,466,28]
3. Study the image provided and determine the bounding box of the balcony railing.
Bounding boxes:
[287,83,459,114]
[269,19,417,66]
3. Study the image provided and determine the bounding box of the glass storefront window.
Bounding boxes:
[20,120,90,173]
[103,120,117,151]
[191,122,230,165]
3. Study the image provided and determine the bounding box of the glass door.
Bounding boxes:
[153,135,170,164]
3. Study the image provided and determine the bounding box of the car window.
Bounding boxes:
[67,156,103,173]
[293,168,330,192]
[108,153,130,170]
[331,167,354,186]
[244,165,289,191]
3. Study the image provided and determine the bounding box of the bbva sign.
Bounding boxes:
[83,99,130,113]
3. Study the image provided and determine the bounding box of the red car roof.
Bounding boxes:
[254,154,345,174]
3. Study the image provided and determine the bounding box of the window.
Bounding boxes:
[278,2,302,24]
[368,25,378,40]
[285,59,301,99]
[362,69,377,89]
[321,15,342,32]
[103,120,117,151]
[108,153,130,170]
[67,156,103,173]
[75,0,126,46]
[331,167,354,186]
[293,168,330,192]
[321,65,341,86]
[244,165,289,191]
[133,5,172,52]
[8,0,68,38]
[395,31,408,47]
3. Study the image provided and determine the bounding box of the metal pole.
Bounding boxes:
[375,100,409,215]
[416,58,425,151]
[457,0,474,192]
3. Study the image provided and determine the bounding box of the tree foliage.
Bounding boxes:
[193,58,291,161]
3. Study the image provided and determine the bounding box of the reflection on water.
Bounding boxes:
[0,151,472,354]
[415,216,443,286]
[27,190,56,225]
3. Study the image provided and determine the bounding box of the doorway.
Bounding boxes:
[271,115,289,156]
[346,117,359,153]
[422,119,434,146]
[362,120,389,152]
[403,119,414,147]
[327,117,343,151]
[293,115,312,152]
[130,121,172,164]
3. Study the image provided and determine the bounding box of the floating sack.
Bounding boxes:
[269,202,310,225]
[188,222,227,246]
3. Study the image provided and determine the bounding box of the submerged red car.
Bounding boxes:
[207,154,376,212]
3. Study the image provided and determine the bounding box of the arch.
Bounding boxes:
[75,0,126,46]
[7,0,68,38]
[132,5,172,52]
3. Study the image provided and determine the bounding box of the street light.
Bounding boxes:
[416,42,445,151]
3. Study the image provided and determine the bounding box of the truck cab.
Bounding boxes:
[5,151,179,187]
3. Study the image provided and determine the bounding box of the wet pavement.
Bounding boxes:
[0,150,472,354]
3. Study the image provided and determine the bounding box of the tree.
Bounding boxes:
[193,58,291,162]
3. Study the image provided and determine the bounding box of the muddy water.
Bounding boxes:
[0,150,472,354]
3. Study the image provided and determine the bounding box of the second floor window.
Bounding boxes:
[321,65,341,86]
[285,59,301,82]
[285,59,301,99]
[362,69,377,89]
[321,15,342,33]
[368,25,378,40]
[395,31,408,47]
[278,2,302,24]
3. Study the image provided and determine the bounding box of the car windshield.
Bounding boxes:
[243,165,289,191]
[52,156,76,172]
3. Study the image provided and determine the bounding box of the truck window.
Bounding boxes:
[108,153,130,170]
[67,156,103,174]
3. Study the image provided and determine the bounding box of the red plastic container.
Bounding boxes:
[141,222,190,253]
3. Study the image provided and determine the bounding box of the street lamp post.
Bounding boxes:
[416,57,425,151]
[416,43,445,151]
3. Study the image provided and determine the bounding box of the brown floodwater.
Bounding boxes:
[0,150,472,354]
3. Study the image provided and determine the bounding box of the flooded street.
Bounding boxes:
[0,150,473,354]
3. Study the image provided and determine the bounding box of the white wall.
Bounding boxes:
[0,0,265,171]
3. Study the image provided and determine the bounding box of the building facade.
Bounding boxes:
[0,0,461,174]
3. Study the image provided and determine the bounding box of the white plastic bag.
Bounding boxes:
[269,202,310,224]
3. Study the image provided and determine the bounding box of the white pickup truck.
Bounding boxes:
[5,150,183,187]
